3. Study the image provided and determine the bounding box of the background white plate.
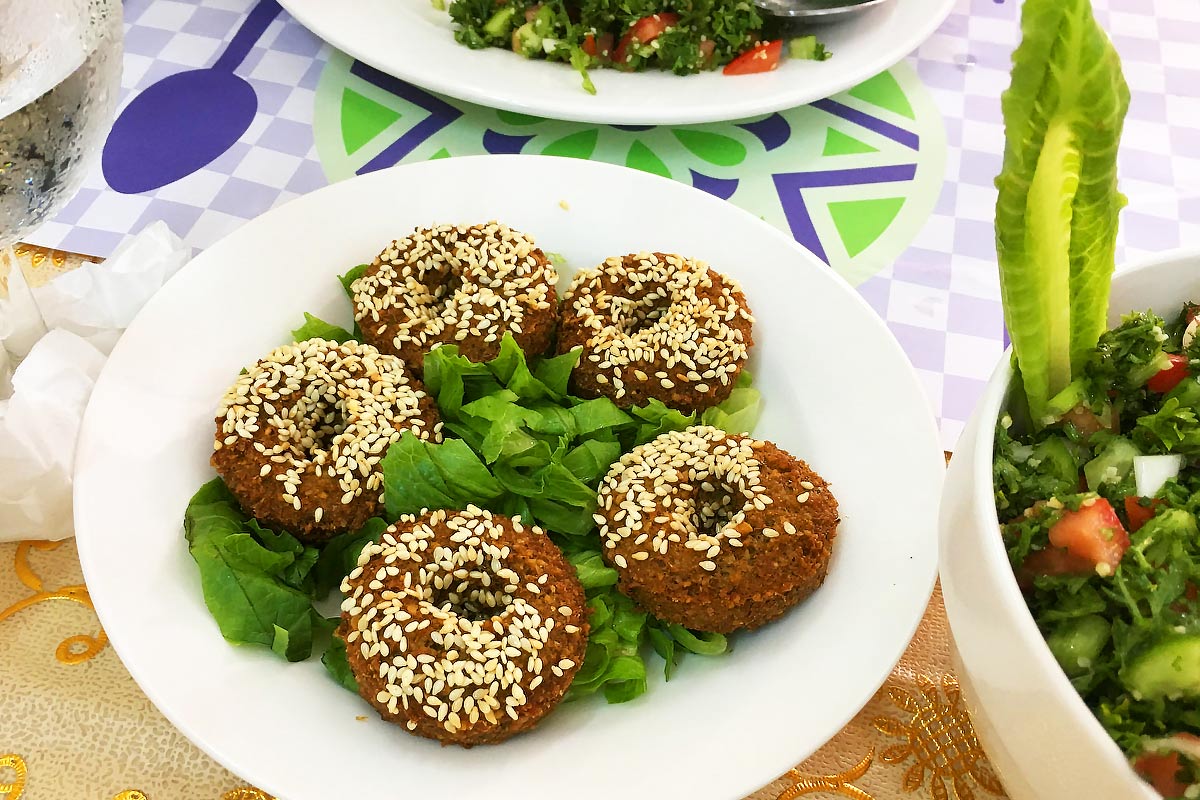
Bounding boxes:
[277,0,955,125]
[74,155,943,800]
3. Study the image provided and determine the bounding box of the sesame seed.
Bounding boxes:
[338,507,580,738]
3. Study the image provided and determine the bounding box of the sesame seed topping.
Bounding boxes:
[350,222,558,360]
[339,508,585,738]
[560,253,753,405]
[213,338,439,529]
[596,426,778,575]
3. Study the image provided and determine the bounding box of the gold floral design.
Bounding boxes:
[873,675,1004,800]
[0,757,272,800]
[777,749,874,799]
[0,542,108,664]
[0,755,27,800]
[12,243,69,271]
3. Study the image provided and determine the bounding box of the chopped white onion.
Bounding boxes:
[1134,454,1184,498]
[1185,317,1200,350]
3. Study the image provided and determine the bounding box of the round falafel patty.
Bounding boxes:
[557,252,754,413]
[339,507,589,746]
[595,425,838,633]
[211,338,441,543]
[351,221,559,368]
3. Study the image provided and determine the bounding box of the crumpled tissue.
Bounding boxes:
[0,222,190,541]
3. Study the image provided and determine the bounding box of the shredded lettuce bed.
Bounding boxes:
[184,267,762,704]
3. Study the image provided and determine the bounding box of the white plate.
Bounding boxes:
[74,155,943,800]
[277,0,955,125]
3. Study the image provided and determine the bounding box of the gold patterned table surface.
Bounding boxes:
[1,243,1008,799]
[0,538,1007,800]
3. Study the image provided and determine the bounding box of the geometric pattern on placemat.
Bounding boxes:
[312,51,946,289]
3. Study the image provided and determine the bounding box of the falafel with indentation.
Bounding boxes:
[595,425,838,633]
[339,506,590,746]
[211,338,441,543]
[352,222,559,369]
[557,252,754,413]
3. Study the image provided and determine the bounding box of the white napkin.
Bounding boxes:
[31,222,190,355]
[0,222,190,541]
[0,252,49,358]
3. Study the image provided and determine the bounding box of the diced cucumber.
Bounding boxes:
[483,6,516,39]
[1123,634,1200,700]
[530,5,556,37]
[1083,436,1142,491]
[1029,437,1080,486]
[788,36,821,60]
[1046,615,1109,677]
[512,22,542,56]
[1046,379,1088,420]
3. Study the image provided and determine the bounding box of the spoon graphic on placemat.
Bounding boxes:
[102,0,282,194]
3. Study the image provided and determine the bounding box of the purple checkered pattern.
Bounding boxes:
[880,0,1200,446]
[33,0,330,255]
[24,0,1200,449]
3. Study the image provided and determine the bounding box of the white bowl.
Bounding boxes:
[941,248,1200,800]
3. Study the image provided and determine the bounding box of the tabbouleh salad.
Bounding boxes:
[442,0,829,93]
[990,0,1200,795]
[996,306,1200,797]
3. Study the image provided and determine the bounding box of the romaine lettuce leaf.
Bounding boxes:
[700,371,762,435]
[995,0,1129,424]
[183,479,328,661]
[291,312,353,345]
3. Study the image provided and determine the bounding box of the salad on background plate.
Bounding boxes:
[443,0,830,93]
[990,0,1200,796]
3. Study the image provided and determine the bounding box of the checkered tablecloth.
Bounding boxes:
[26,0,1200,449]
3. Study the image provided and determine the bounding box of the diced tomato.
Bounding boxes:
[1136,734,1200,798]
[1148,353,1190,393]
[1136,751,1188,798]
[699,38,715,64]
[1062,403,1118,440]
[1124,496,1162,532]
[723,39,783,75]
[1020,546,1096,579]
[582,32,614,59]
[612,13,680,65]
[1046,497,1129,574]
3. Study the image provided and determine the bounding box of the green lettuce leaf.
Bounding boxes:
[183,479,326,662]
[994,0,1130,424]
[322,633,360,693]
[291,312,353,344]
[338,264,368,299]
[381,433,505,517]
[313,517,388,599]
[630,398,695,445]
[700,371,762,435]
